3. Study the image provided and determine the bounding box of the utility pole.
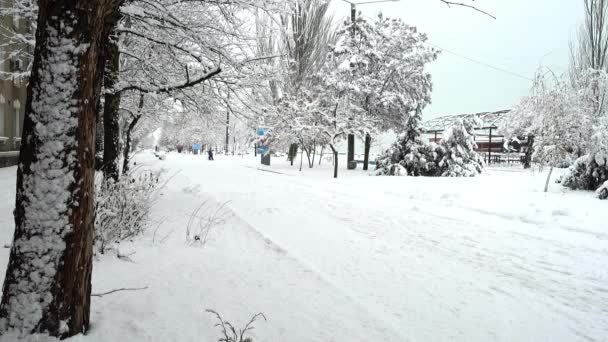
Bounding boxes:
[225,110,229,154]
[341,0,399,170]
[225,92,230,154]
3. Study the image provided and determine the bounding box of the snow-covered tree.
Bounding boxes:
[377,113,484,177]
[504,68,596,166]
[0,0,295,338]
[326,13,438,169]
[0,1,124,338]
[376,107,443,176]
[506,67,608,192]
[438,118,484,177]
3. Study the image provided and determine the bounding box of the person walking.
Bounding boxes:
[208,149,214,161]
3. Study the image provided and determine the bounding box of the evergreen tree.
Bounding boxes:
[438,119,484,177]
[376,108,445,176]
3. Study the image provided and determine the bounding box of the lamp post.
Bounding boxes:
[340,0,399,169]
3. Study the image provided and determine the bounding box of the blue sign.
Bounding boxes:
[257,127,271,156]
[192,144,201,150]
[257,145,269,155]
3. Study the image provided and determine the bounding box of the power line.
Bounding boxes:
[425,42,535,82]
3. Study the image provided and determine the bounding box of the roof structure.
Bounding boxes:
[422,110,511,132]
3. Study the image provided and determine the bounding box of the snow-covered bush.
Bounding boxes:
[376,117,483,177]
[438,119,484,177]
[376,107,446,177]
[560,116,608,194]
[560,155,608,191]
[376,140,445,177]
[597,181,608,200]
[94,169,165,254]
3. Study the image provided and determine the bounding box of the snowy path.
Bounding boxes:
[167,154,607,341]
[0,153,607,341]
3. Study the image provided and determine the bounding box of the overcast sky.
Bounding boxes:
[328,0,584,120]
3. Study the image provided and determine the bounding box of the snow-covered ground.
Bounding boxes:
[0,151,606,341]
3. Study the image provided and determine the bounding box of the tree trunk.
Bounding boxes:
[544,166,554,193]
[122,95,144,175]
[524,135,534,169]
[363,134,371,171]
[311,141,316,168]
[302,143,312,168]
[289,143,298,166]
[225,110,229,154]
[288,143,294,165]
[102,26,121,181]
[299,145,304,171]
[347,134,355,165]
[319,145,324,165]
[95,110,104,171]
[94,15,116,173]
[122,115,142,175]
[330,144,338,178]
[0,1,121,338]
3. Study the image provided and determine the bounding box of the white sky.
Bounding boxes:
[328,0,583,120]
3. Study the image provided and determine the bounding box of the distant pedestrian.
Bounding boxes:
[208,149,214,160]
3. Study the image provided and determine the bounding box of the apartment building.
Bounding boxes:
[0,0,29,167]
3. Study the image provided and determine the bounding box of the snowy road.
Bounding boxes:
[0,152,607,341]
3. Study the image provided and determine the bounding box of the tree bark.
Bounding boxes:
[0,1,122,338]
[363,134,371,171]
[102,25,121,181]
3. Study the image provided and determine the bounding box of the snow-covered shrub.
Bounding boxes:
[560,117,608,194]
[376,107,445,177]
[207,309,267,342]
[561,155,608,191]
[377,118,484,177]
[94,169,165,254]
[597,181,608,200]
[438,119,484,177]
[375,140,444,176]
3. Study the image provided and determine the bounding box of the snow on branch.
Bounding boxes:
[117,67,222,94]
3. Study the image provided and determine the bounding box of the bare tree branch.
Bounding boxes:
[91,286,149,298]
[439,0,496,19]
